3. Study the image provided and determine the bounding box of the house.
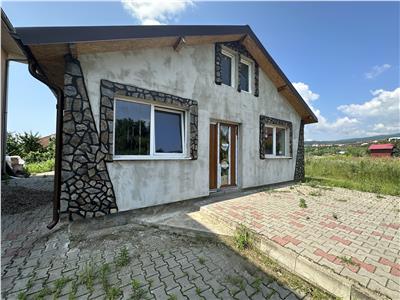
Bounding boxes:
[9,23,317,225]
[39,134,56,148]
[368,144,395,157]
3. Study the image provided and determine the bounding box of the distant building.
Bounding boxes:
[388,137,400,142]
[39,134,56,148]
[368,144,395,157]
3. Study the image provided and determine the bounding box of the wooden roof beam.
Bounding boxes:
[173,36,186,52]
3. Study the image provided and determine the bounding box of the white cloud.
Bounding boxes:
[292,82,319,104]
[364,64,391,79]
[338,88,400,118]
[121,0,192,25]
[293,82,400,140]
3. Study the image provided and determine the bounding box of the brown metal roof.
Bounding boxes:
[14,24,317,124]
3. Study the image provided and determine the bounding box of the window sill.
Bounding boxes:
[264,156,292,159]
[112,156,192,161]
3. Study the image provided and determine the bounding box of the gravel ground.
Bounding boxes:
[1,174,54,215]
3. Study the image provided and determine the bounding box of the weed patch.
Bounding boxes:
[115,246,130,267]
[309,190,322,197]
[251,277,262,292]
[234,224,252,250]
[106,287,122,300]
[131,279,147,300]
[53,276,71,298]
[299,198,307,208]
[198,257,205,265]
[338,256,357,266]
[79,261,96,292]
[226,275,245,290]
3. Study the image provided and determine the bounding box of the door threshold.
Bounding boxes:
[209,186,239,196]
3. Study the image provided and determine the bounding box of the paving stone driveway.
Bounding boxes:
[201,184,400,299]
[2,203,308,300]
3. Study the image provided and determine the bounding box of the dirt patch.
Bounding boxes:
[1,185,53,215]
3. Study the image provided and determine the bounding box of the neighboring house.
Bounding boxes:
[11,24,317,224]
[39,134,56,148]
[368,144,395,157]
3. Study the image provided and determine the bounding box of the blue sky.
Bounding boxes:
[3,1,399,140]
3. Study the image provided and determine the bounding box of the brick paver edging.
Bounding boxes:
[200,206,385,300]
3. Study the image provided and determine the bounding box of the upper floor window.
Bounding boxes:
[239,58,252,93]
[221,49,235,87]
[215,42,259,97]
[114,98,187,159]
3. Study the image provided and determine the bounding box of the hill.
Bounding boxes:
[305,133,400,146]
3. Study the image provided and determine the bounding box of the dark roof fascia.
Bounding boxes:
[1,9,16,33]
[14,24,317,123]
[15,25,249,45]
[245,26,318,123]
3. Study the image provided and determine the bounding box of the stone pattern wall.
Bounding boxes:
[61,55,117,218]
[294,121,305,181]
[259,115,293,159]
[214,41,259,97]
[99,80,198,161]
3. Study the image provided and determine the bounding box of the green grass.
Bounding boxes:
[305,156,400,196]
[25,159,54,174]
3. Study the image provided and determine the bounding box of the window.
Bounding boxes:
[221,49,235,87]
[239,58,251,93]
[275,127,286,156]
[264,126,288,157]
[115,101,150,156]
[264,127,273,155]
[114,98,187,159]
[155,109,183,153]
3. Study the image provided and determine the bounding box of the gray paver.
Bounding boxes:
[2,185,331,300]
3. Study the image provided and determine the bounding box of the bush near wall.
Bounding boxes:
[25,160,55,174]
[305,156,400,196]
[6,132,55,174]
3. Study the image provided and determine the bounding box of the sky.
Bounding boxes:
[3,1,400,141]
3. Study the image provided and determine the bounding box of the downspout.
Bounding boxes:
[27,60,64,229]
[11,29,63,229]
[6,21,63,229]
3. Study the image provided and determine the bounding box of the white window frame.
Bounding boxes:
[264,125,290,158]
[240,57,252,94]
[113,97,189,160]
[221,48,235,88]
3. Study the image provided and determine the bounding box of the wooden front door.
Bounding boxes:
[209,122,238,190]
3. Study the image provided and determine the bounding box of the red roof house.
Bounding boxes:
[368,144,395,157]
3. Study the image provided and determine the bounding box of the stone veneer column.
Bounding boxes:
[61,54,117,219]
[294,121,305,181]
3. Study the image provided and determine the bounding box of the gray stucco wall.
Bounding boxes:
[79,44,301,211]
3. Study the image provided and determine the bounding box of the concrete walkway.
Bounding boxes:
[199,184,400,299]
